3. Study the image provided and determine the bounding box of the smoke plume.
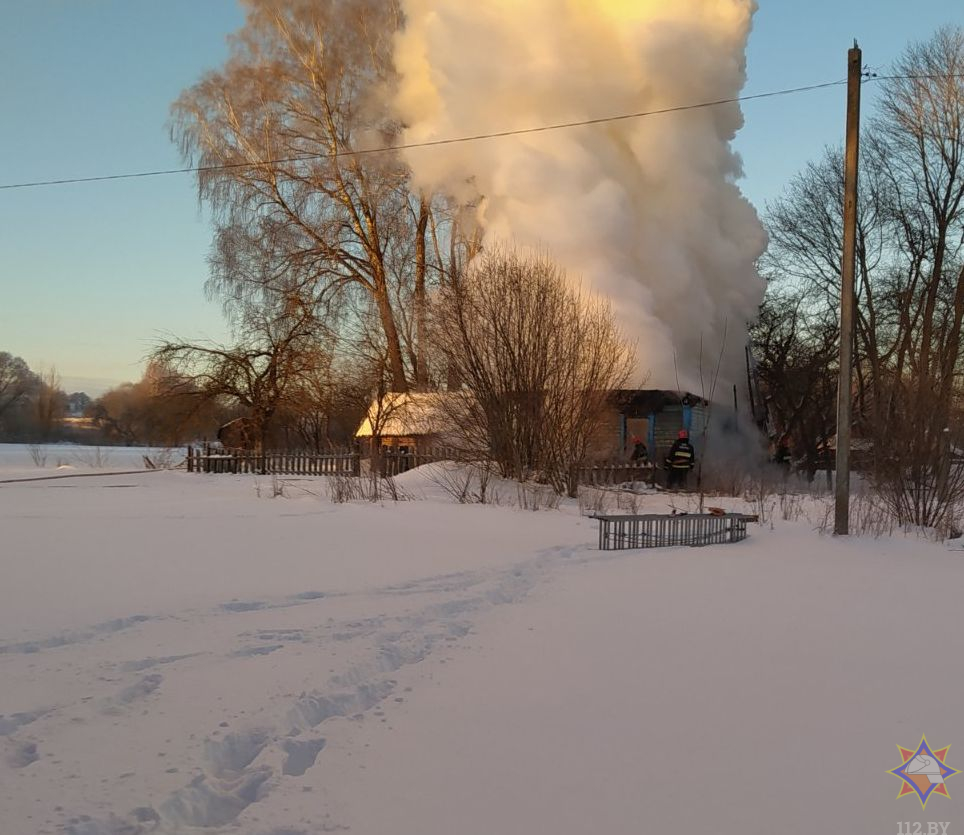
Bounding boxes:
[392,0,766,395]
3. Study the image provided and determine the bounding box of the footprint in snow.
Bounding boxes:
[221,601,266,613]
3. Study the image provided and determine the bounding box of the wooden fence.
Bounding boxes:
[577,463,654,486]
[186,445,359,476]
[185,445,456,476]
[187,444,656,486]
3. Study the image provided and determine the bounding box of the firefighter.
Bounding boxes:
[630,435,648,463]
[665,429,696,489]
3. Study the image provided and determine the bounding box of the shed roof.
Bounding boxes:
[612,390,707,418]
[355,392,451,438]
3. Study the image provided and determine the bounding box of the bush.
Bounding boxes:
[431,246,636,497]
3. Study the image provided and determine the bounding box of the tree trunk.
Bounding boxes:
[415,197,430,391]
[373,272,409,393]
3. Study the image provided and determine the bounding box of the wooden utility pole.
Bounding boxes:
[834,42,862,535]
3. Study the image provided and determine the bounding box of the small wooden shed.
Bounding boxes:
[354,392,451,455]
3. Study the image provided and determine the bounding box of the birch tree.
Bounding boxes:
[172,0,415,391]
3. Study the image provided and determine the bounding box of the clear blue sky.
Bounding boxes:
[0,0,961,396]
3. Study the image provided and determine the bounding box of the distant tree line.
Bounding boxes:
[0,352,71,442]
[0,347,378,450]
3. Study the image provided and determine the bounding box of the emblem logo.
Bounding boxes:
[889,736,958,809]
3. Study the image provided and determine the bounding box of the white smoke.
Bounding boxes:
[392,0,766,395]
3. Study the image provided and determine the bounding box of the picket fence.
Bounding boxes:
[186,445,359,476]
[186,444,655,485]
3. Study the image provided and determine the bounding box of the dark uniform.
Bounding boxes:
[630,438,648,463]
[665,436,696,489]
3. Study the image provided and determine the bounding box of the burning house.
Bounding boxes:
[605,390,708,464]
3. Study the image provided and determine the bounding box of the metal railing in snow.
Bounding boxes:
[596,512,752,550]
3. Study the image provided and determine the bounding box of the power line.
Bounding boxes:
[0,73,961,192]
[865,73,964,82]
[0,79,847,191]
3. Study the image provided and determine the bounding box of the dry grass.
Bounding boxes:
[326,472,409,503]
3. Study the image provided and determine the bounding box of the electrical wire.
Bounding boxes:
[0,79,847,191]
[1,73,961,192]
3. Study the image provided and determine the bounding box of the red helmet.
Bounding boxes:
[678,429,689,439]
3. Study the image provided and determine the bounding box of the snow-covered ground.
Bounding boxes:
[1,445,962,834]
[0,444,184,482]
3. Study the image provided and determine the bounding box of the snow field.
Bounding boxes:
[1,448,961,834]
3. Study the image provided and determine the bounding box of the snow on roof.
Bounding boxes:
[355,392,453,438]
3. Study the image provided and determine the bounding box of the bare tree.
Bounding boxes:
[752,288,839,482]
[0,352,38,425]
[279,355,374,451]
[91,362,226,446]
[34,367,66,441]
[872,28,964,529]
[172,0,419,392]
[154,291,329,453]
[761,27,964,529]
[432,246,636,495]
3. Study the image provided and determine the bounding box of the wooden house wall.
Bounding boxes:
[652,406,685,459]
[650,403,707,463]
[593,399,708,463]
[588,407,650,460]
